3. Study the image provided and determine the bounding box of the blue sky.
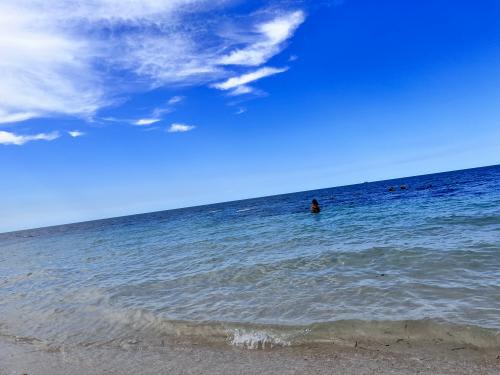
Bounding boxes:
[1,0,500,232]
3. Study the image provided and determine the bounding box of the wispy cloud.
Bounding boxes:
[151,107,173,118]
[212,66,288,95]
[218,11,305,66]
[168,96,185,105]
[0,5,103,124]
[235,107,247,115]
[0,130,60,145]
[0,110,38,124]
[131,95,185,125]
[167,123,196,133]
[228,85,255,96]
[134,118,161,126]
[68,130,85,138]
[0,2,306,125]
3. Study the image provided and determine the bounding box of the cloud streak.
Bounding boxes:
[0,130,60,145]
[134,118,161,126]
[68,130,85,137]
[168,96,185,105]
[218,11,305,66]
[167,123,196,133]
[212,66,288,94]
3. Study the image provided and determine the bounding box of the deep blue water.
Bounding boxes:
[1,165,499,348]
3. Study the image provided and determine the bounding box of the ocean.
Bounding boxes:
[1,165,500,350]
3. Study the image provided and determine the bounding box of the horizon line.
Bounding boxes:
[2,162,498,235]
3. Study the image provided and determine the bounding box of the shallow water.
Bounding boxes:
[1,165,500,349]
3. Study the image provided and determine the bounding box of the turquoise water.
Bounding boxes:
[1,165,500,349]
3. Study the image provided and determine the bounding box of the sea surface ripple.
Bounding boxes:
[1,165,499,349]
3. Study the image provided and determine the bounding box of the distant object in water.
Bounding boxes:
[388,186,396,192]
[311,199,321,213]
[400,185,408,190]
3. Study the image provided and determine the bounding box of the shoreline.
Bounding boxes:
[2,318,500,352]
[1,334,499,375]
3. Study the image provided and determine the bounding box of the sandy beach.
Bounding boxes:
[1,335,499,375]
[2,0,499,373]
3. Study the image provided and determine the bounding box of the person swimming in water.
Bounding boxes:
[311,199,321,213]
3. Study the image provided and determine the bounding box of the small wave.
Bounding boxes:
[82,309,500,350]
[228,320,500,349]
[2,309,500,352]
[236,207,257,213]
[429,215,500,226]
[230,329,291,349]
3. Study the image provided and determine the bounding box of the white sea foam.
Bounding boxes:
[229,329,291,349]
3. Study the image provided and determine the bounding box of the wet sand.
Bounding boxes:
[1,336,499,375]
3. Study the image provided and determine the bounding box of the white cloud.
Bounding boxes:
[228,85,254,96]
[0,2,305,125]
[167,123,196,133]
[151,107,173,118]
[229,85,255,96]
[168,96,185,105]
[218,11,305,66]
[0,130,60,145]
[134,118,161,126]
[235,107,247,115]
[212,66,288,92]
[150,95,184,117]
[0,110,39,124]
[68,130,85,137]
[0,5,104,124]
